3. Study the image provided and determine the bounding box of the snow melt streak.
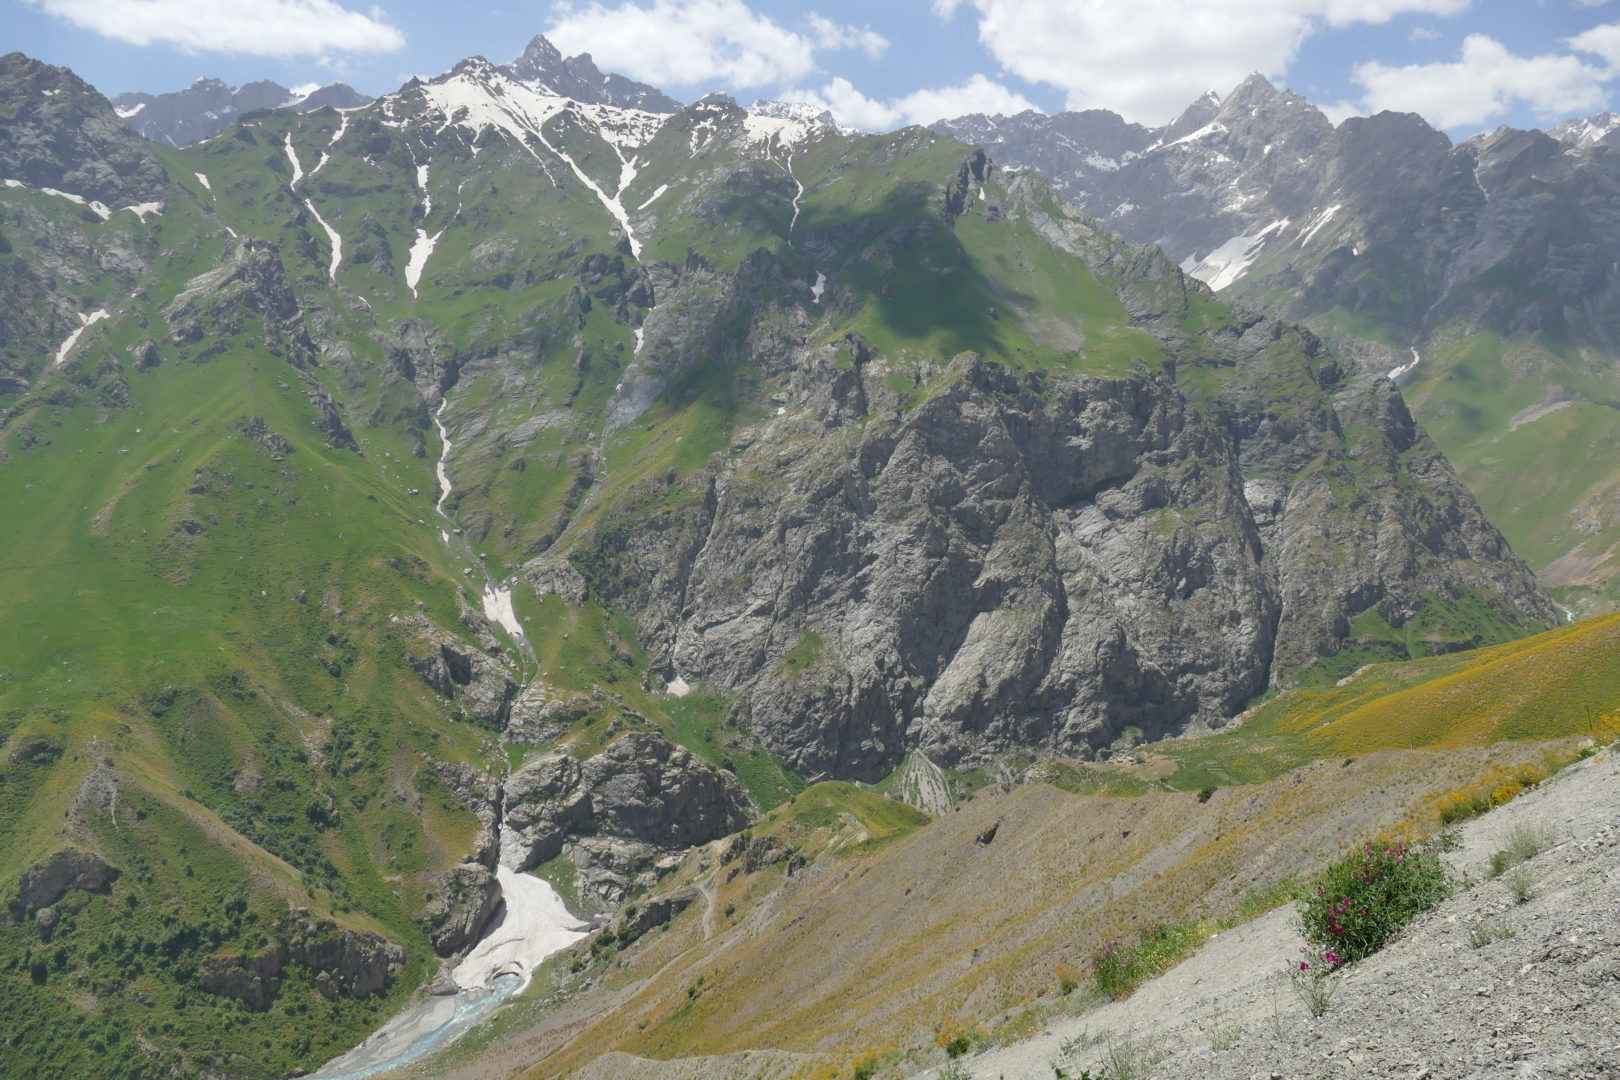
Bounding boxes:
[1182,219,1289,292]
[431,402,453,515]
[284,134,342,279]
[52,309,109,367]
[1389,347,1421,382]
[481,587,525,640]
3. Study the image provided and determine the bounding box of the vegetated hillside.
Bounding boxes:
[939,78,1620,617]
[418,612,1616,1080]
[0,42,1563,1080]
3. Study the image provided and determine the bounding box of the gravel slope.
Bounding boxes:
[938,746,1620,1080]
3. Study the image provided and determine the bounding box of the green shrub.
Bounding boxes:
[1089,938,1142,1000]
[1488,821,1557,878]
[1507,866,1535,903]
[1468,919,1515,948]
[1297,837,1455,965]
[1090,921,1205,1000]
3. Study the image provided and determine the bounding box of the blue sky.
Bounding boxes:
[10,0,1620,135]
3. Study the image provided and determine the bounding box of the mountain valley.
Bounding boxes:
[0,33,1614,1080]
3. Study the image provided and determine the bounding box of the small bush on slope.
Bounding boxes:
[1297,837,1455,966]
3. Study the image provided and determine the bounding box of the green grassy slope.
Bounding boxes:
[0,157,499,1079]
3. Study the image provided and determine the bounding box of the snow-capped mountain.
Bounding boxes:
[936,75,1620,355]
[112,78,371,146]
[939,78,1620,614]
[498,34,681,113]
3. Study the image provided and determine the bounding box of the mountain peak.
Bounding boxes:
[500,33,681,113]
[1551,110,1620,148]
[511,32,564,72]
[110,75,373,145]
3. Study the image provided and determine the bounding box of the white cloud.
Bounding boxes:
[1408,25,1440,41]
[782,73,1038,130]
[937,0,1470,124]
[546,0,886,90]
[805,14,888,58]
[24,0,404,57]
[1351,34,1609,127]
[1567,21,1620,71]
[1318,98,1363,124]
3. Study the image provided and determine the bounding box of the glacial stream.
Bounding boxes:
[297,396,586,1078]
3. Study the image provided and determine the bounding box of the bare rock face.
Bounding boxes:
[543,200,1553,783]
[196,915,405,1010]
[7,848,118,921]
[402,613,518,730]
[500,732,749,902]
[419,864,502,957]
[499,34,681,114]
[0,52,168,208]
[163,239,319,368]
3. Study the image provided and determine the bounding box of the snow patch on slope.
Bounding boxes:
[285,133,341,279]
[743,100,832,152]
[451,866,586,995]
[1181,219,1289,291]
[1388,347,1421,382]
[52,309,109,368]
[415,64,664,257]
[1,179,112,219]
[1161,121,1228,151]
[481,586,525,640]
[283,133,305,185]
[304,200,342,279]
[431,400,453,516]
[405,162,444,296]
[406,229,440,296]
[1296,203,1342,247]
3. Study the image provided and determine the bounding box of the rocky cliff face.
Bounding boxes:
[0,52,167,208]
[501,732,749,902]
[419,864,502,956]
[195,914,405,1010]
[500,35,682,114]
[544,248,1552,779]
[937,79,1620,613]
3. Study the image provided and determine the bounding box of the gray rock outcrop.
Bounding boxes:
[0,52,168,208]
[419,864,502,957]
[402,613,518,730]
[7,848,119,921]
[500,35,681,114]
[196,915,404,1010]
[515,161,1554,782]
[500,732,749,901]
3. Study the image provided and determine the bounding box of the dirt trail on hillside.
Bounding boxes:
[942,747,1620,1080]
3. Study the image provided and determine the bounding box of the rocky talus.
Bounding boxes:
[959,746,1620,1080]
